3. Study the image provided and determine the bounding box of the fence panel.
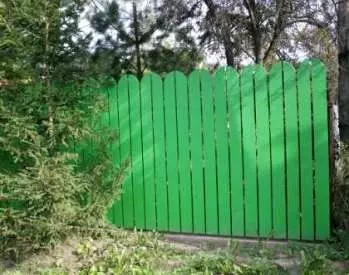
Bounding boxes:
[202,70,218,235]
[164,72,181,232]
[255,65,272,238]
[141,75,156,229]
[94,61,330,241]
[241,66,258,237]
[151,75,168,231]
[176,72,192,233]
[214,69,231,235]
[283,63,300,240]
[227,68,244,237]
[269,63,287,239]
[312,60,330,240]
[189,71,206,234]
[297,62,315,240]
[118,76,134,228]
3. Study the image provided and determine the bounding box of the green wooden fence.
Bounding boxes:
[96,60,330,241]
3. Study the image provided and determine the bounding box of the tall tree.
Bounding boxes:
[338,0,349,142]
[89,0,202,77]
[160,0,331,66]
[89,0,158,78]
[0,0,124,260]
[0,0,91,83]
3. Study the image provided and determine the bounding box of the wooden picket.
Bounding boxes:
[95,60,330,240]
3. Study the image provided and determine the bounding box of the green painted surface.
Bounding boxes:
[118,76,134,228]
[227,67,244,237]
[283,63,300,239]
[107,80,122,226]
[201,70,218,235]
[311,60,330,240]
[129,76,145,229]
[214,69,231,235]
[164,73,181,232]
[81,61,330,241]
[189,70,205,234]
[297,62,315,240]
[141,75,156,229]
[176,72,192,233]
[269,63,287,239]
[151,75,168,231]
[241,66,258,237]
[254,65,272,238]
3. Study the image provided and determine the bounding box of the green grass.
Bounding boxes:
[1,230,348,275]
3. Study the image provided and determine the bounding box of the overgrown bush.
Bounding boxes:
[0,81,126,262]
[333,142,349,231]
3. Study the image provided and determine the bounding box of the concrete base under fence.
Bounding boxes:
[163,234,347,274]
[163,234,317,275]
[165,233,296,249]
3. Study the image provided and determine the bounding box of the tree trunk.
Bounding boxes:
[133,1,142,79]
[338,0,349,142]
[44,9,55,152]
[223,38,235,66]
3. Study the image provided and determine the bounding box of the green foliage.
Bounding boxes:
[323,230,349,261]
[78,246,154,275]
[333,142,349,231]
[337,143,349,186]
[1,0,124,264]
[174,252,284,275]
[300,249,331,275]
[0,81,125,262]
[146,45,203,76]
[88,0,202,78]
[2,231,349,274]
[0,0,90,82]
[77,232,175,275]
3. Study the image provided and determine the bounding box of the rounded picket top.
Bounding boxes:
[240,64,255,77]
[296,59,312,75]
[306,58,327,86]
[268,62,283,76]
[140,73,152,91]
[253,64,267,80]
[118,74,129,86]
[196,68,212,78]
[127,74,140,86]
[281,61,296,72]
[281,62,297,94]
[253,64,268,94]
[253,64,267,75]
[141,72,162,85]
[164,70,187,87]
[117,74,140,93]
[188,69,200,79]
[299,58,326,70]
[117,75,130,97]
[296,60,312,96]
[188,70,204,97]
[310,58,326,69]
[187,68,211,85]
[214,66,233,75]
[239,65,254,94]
[144,72,163,96]
[150,72,163,83]
[212,67,230,83]
[224,66,239,76]
[308,59,327,97]
[174,70,187,81]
